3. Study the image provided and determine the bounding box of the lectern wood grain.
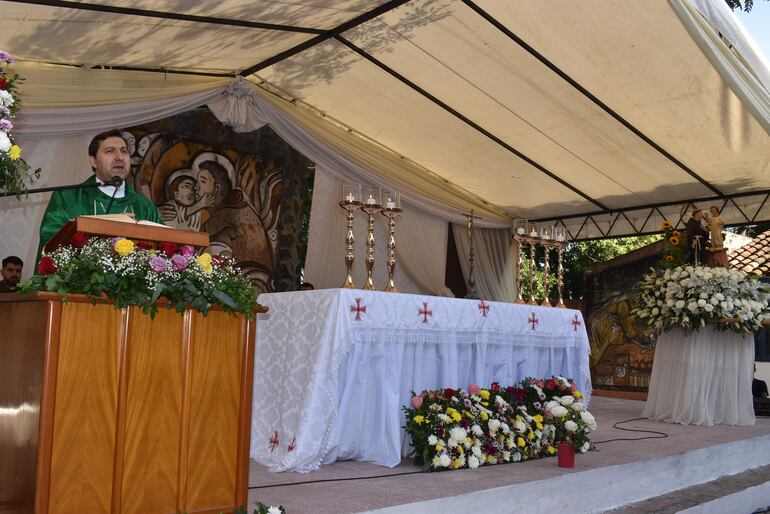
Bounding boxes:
[0,293,261,514]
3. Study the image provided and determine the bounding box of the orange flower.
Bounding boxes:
[669,236,680,246]
[664,255,674,262]
[672,230,681,238]
[661,220,672,230]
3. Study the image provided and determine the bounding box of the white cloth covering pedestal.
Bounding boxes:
[250,289,591,472]
[643,327,755,426]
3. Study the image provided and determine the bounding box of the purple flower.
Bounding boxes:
[463,398,472,408]
[533,402,542,411]
[0,106,9,117]
[0,119,11,131]
[180,244,195,257]
[171,254,188,271]
[0,50,13,63]
[149,256,169,273]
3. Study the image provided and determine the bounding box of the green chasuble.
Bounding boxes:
[36,175,162,263]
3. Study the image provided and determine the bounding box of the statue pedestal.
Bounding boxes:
[706,247,728,267]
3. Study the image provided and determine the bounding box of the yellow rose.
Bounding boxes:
[9,145,21,161]
[196,252,213,273]
[114,238,135,257]
[479,390,490,400]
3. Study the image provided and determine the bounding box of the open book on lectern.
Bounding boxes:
[44,214,210,252]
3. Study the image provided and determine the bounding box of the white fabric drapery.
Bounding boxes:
[251,288,591,471]
[452,224,516,302]
[643,327,755,426]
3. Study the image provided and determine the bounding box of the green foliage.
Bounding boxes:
[21,236,258,318]
[724,0,766,12]
[559,235,662,299]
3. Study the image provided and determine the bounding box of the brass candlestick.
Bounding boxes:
[381,207,403,292]
[541,241,553,307]
[556,241,566,308]
[339,200,361,288]
[528,239,538,305]
[513,234,527,304]
[361,202,381,290]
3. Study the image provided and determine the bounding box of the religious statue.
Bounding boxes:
[684,208,708,266]
[704,206,728,267]
[704,206,725,249]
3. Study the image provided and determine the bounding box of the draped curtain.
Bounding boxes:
[451,224,516,302]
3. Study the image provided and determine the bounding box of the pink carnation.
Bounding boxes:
[411,395,424,408]
[180,245,195,257]
[468,384,480,395]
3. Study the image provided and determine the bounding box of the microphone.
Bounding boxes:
[104,175,124,214]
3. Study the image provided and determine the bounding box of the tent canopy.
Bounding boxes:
[2,0,769,237]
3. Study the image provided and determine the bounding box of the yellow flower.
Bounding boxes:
[480,411,489,421]
[664,255,674,262]
[462,410,473,419]
[547,446,556,455]
[413,415,425,425]
[517,437,525,447]
[573,391,583,399]
[486,455,495,464]
[669,236,680,246]
[435,443,442,451]
[661,220,672,230]
[481,401,489,407]
[672,230,681,237]
[196,252,213,273]
[114,238,135,257]
[453,459,462,469]
[533,414,544,423]
[535,421,543,430]
[527,431,535,441]
[8,145,21,161]
[479,390,490,400]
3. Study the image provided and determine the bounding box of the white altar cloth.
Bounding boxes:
[250,289,591,472]
[643,327,755,426]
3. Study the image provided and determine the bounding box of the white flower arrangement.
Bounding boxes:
[633,265,770,334]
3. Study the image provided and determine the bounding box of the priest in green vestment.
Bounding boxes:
[36,130,162,262]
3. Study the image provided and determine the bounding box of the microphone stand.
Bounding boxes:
[0,177,117,198]
[103,176,124,214]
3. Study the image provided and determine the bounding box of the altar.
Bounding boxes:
[250,289,591,472]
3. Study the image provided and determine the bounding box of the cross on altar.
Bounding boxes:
[478,300,490,317]
[287,436,297,453]
[268,431,279,453]
[528,312,539,330]
[571,314,582,331]
[350,297,367,321]
[419,302,433,323]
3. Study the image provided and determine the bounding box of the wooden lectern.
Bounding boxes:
[0,219,264,514]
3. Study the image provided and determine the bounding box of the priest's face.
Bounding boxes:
[89,136,131,183]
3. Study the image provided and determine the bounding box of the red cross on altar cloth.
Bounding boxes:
[478,300,490,317]
[350,297,367,321]
[571,314,582,331]
[528,312,539,330]
[269,431,279,453]
[419,302,433,323]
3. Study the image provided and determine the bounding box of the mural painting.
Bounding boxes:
[584,243,663,392]
[120,109,313,293]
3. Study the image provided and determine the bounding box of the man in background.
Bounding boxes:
[0,256,23,292]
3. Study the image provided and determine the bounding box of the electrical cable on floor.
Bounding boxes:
[249,418,669,489]
[248,470,425,489]
[593,417,669,444]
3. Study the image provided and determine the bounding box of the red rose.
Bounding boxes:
[136,240,153,251]
[443,388,455,398]
[38,255,57,275]
[490,382,501,392]
[158,242,177,257]
[0,77,7,90]
[546,379,557,390]
[70,232,88,248]
[212,254,226,266]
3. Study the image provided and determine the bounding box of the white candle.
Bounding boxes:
[517,228,525,235]
[386,198,395,209]
[345,193,355,203]
[366,194,376,205]
[529,230,538,237]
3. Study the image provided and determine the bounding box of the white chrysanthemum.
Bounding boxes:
[468,455,480,469]
[471,424,483,436]
[0,131,10,152]
[487,419,501,434]
[0,90,14,107]
[438,454,451,468]
[449,427,467,443]
[428,435,438,446]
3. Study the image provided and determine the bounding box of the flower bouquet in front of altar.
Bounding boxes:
[403,377,595,472]
[633,265,770,334]
[20,233,259,318]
